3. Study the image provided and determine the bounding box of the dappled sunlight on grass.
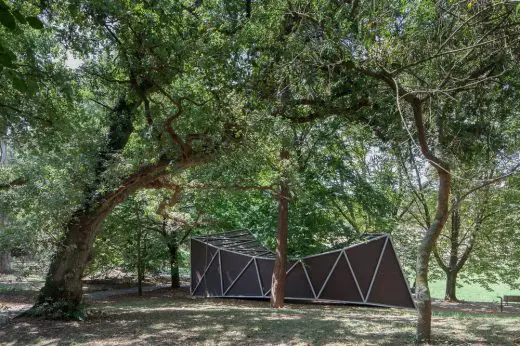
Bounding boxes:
[0,288,519,345]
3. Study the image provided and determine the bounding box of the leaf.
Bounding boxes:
[12,10,26,24]
[0,49,16,68]
[26,16,43,29]
[10,74,27,92]
[25,79,39,94]
[0,8,16,30]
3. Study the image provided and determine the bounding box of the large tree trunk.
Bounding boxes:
[0,251,12,273]
[270,150,290,308]
[27,159,170,317]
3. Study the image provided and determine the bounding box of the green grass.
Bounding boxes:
[430,279,520,302]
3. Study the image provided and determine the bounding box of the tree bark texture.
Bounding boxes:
[32,159,170,314]
[444,270,458,302]
[0,251,12,273]
[271,150,290,308]
[415,169,450,343]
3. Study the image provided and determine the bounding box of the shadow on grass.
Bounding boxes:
[0,292,519,345]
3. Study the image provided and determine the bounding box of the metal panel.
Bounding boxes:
[319,251,363,302]
[346,236,387,298]
[220,249,252,292]
[191,248,220,296]
[284,261,314,299]
[303,250,341,294]
[365,239,416,308]
[203,251,222,297]
[191,231,415,309]
[190,239,208,293]
[256,258,274,295]
[226,260,263,296]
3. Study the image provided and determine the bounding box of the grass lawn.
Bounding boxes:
[430,280,520,302]
[1,288,520,345]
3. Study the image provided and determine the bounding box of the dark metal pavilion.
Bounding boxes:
[191,230,416,309]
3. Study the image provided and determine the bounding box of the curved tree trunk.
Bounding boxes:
[416,168,450,343]
[409,99,451,344]
[357,69,452,343]
[28,159,171,317]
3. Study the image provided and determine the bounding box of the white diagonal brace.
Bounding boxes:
[218,250,223,296]
[317,251,343,299]
[343,250,364,302]
[253,258,264,295]
[388,237,417,309]
[301,260,317,299]
[223,257,254,296]
[191,249,220,295]
[365,236,389,302]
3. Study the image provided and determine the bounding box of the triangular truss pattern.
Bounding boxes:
[191,232,416,309]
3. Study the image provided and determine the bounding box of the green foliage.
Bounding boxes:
[0,2,519,325]
[89,194,169,277]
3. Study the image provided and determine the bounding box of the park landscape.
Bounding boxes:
[1,0,520,345]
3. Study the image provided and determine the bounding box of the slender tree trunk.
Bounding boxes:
[0,138,12,274]
[359,66,452,344]
[0,138,8,165]
[407,98,451,344]
[168,243,180,289]
[444,270,458,301]
[0,251,12,273]
[271,150,290,308]
[444,200,460,301]
[416,170,450,342]
[137,224,143,297]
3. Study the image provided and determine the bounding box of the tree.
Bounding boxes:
[240,1,520,342]
[13,0,246,318]
[0,135,12,273]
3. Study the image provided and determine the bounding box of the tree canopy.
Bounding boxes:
[1,0,519,343]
